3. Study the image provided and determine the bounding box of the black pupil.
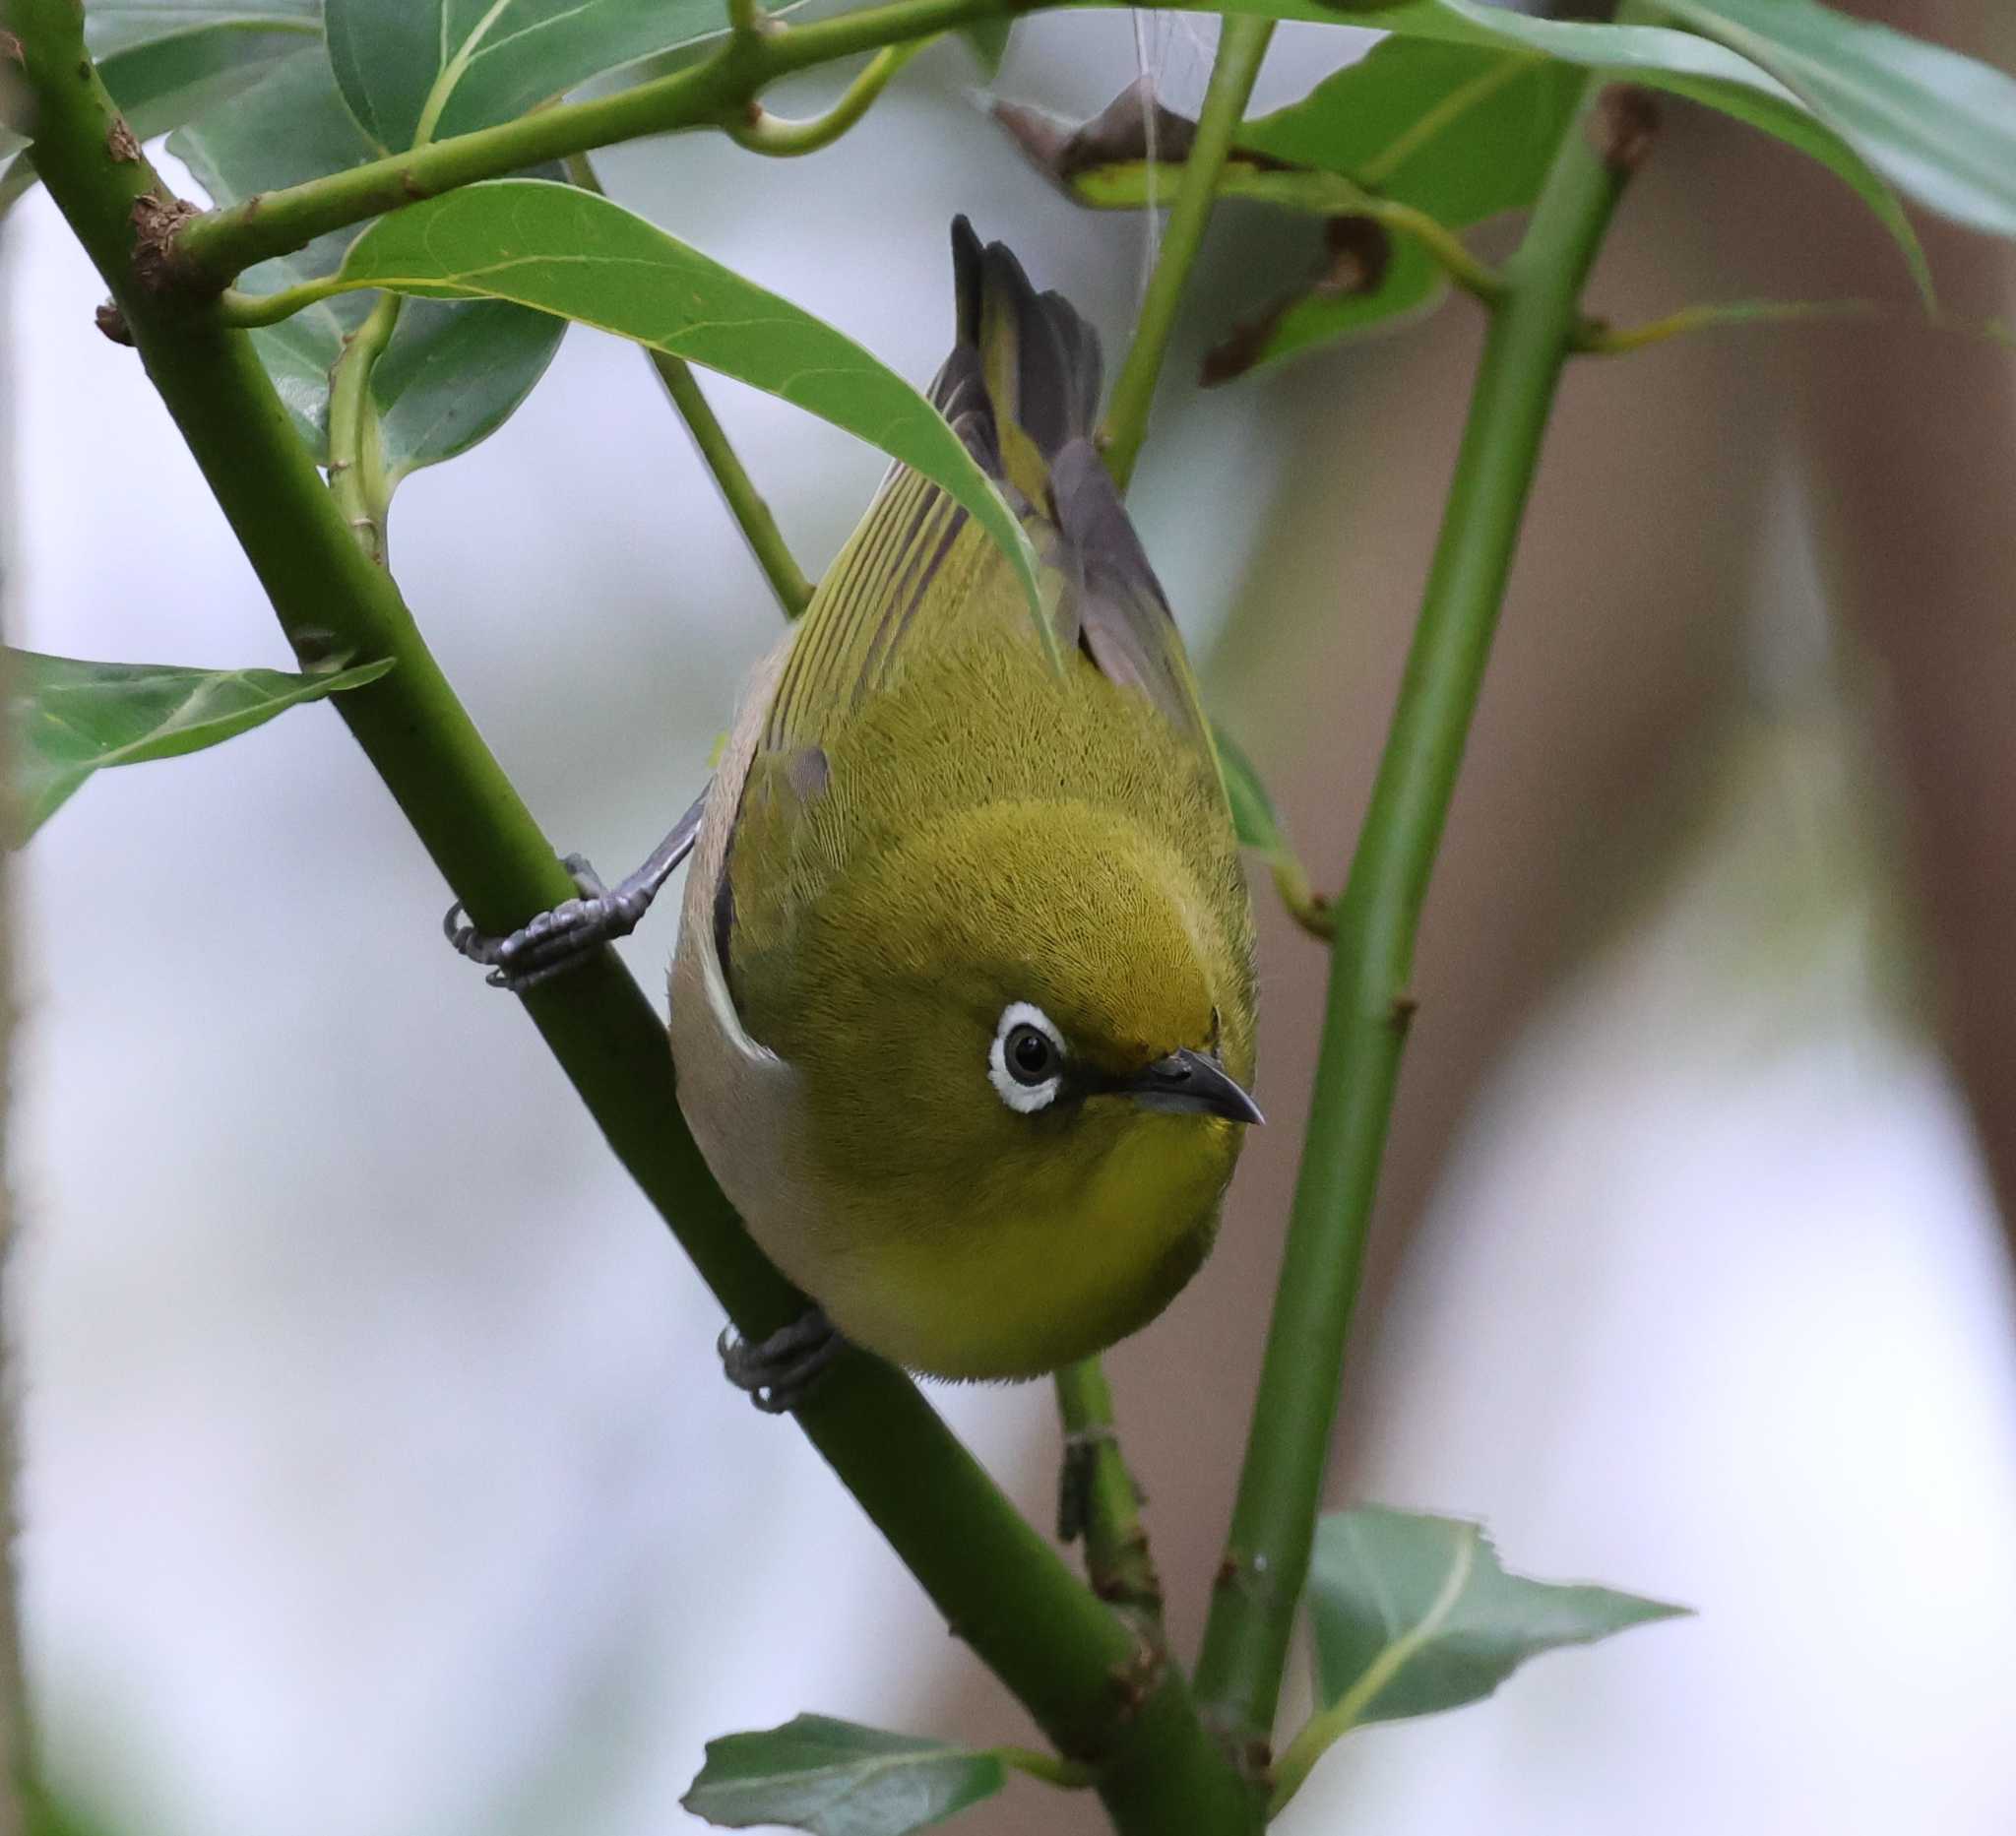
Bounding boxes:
[1007,1024,1055,1085]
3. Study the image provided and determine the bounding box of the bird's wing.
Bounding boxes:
[759,218,1208,758]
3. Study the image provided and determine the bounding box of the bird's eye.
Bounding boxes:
[1006,1024,1057,1085]
[988,1002,1066,1114]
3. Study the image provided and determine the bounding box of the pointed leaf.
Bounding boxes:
[327,179,1045,623]
[682,1715,1007,1836]
[323,0,769,149]
[169,49,564,467]
[7,649,392,842]
[1657,0,2016,240]
[1309,1505,1686,1727]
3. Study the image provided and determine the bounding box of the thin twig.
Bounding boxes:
[565,155,814,618]
[1054,1360,1163,1620]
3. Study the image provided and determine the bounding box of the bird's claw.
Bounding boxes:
[442,855,644,993]
[719,1310,843,1415]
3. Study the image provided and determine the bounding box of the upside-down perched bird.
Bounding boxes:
[453,220,1259,1397]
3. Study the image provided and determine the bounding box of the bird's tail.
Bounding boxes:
[934,216,1103,509]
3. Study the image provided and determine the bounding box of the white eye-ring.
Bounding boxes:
[988,1001,1066,1113]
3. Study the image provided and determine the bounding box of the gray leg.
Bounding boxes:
[444,784,708,992]
[719,1309,843,1415]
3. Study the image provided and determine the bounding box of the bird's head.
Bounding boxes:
[788,796,1260,1214]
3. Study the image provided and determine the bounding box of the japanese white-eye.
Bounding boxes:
[666,221,1260,1383]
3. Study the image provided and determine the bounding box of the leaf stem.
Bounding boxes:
[565,155,813,618]
[326,292,401,564]
[727,39,931,157]
[13,7,1256,1828]
[1053,1359,1164,1620]
[1192,76,1650,1752]
[218,277,350,326]
[1099,17,1275,492]
[994,1744,1097,1790]
[1573,293,1878,353]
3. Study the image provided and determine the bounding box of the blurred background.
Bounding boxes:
[6,3,2016,1832]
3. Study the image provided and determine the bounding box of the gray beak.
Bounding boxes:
[1127,1047,1264,1125]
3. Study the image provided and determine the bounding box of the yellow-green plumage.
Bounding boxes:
[669,221,1257,1380]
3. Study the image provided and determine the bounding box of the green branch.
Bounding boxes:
[566,156,814,619]
[727,39,931,157]
[1192,76,1650,1752]
[10,6,1255,1827]
[169,0,1029,289]
[1099,17,1276,492]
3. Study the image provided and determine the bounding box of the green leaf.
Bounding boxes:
[327,179,1046,630]
[1657,0,2016,240]
[1214,720,1328,924]
[1238,39,1581,228]
[1216,724,1289,859]
[0,4,318,211]
[681,1715,1007,1836]
[1308,1506,1686,1728]
[323,0,754,149]
[169,49,564,468]
[1128,0,1929,297]
[7,649,393,842]
[83,0,319,60]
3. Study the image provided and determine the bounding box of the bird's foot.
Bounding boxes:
[443,855,653,992]
[719,1309,843,1415]
[442,786,707,995]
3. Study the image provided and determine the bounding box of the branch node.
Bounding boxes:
[93,298,133,345]
[1591,84,1659,175]
[131,191,200,293]
[0,31,23,66]
[105,116,139,163]
[1105,1636,1165,1721]
[1387,990,1418,1034]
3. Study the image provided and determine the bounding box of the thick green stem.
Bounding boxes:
[1192,77,1650,1753]
[727,39,930,157]
[11,7,1255,1826]
[1054,1360,1164,1620]
[1099,17,1275,492]
[566,156,813,619]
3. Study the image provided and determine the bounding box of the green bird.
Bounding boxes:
[453,220,1258,1395]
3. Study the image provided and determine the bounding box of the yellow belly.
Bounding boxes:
[794,1109,1241,1380]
